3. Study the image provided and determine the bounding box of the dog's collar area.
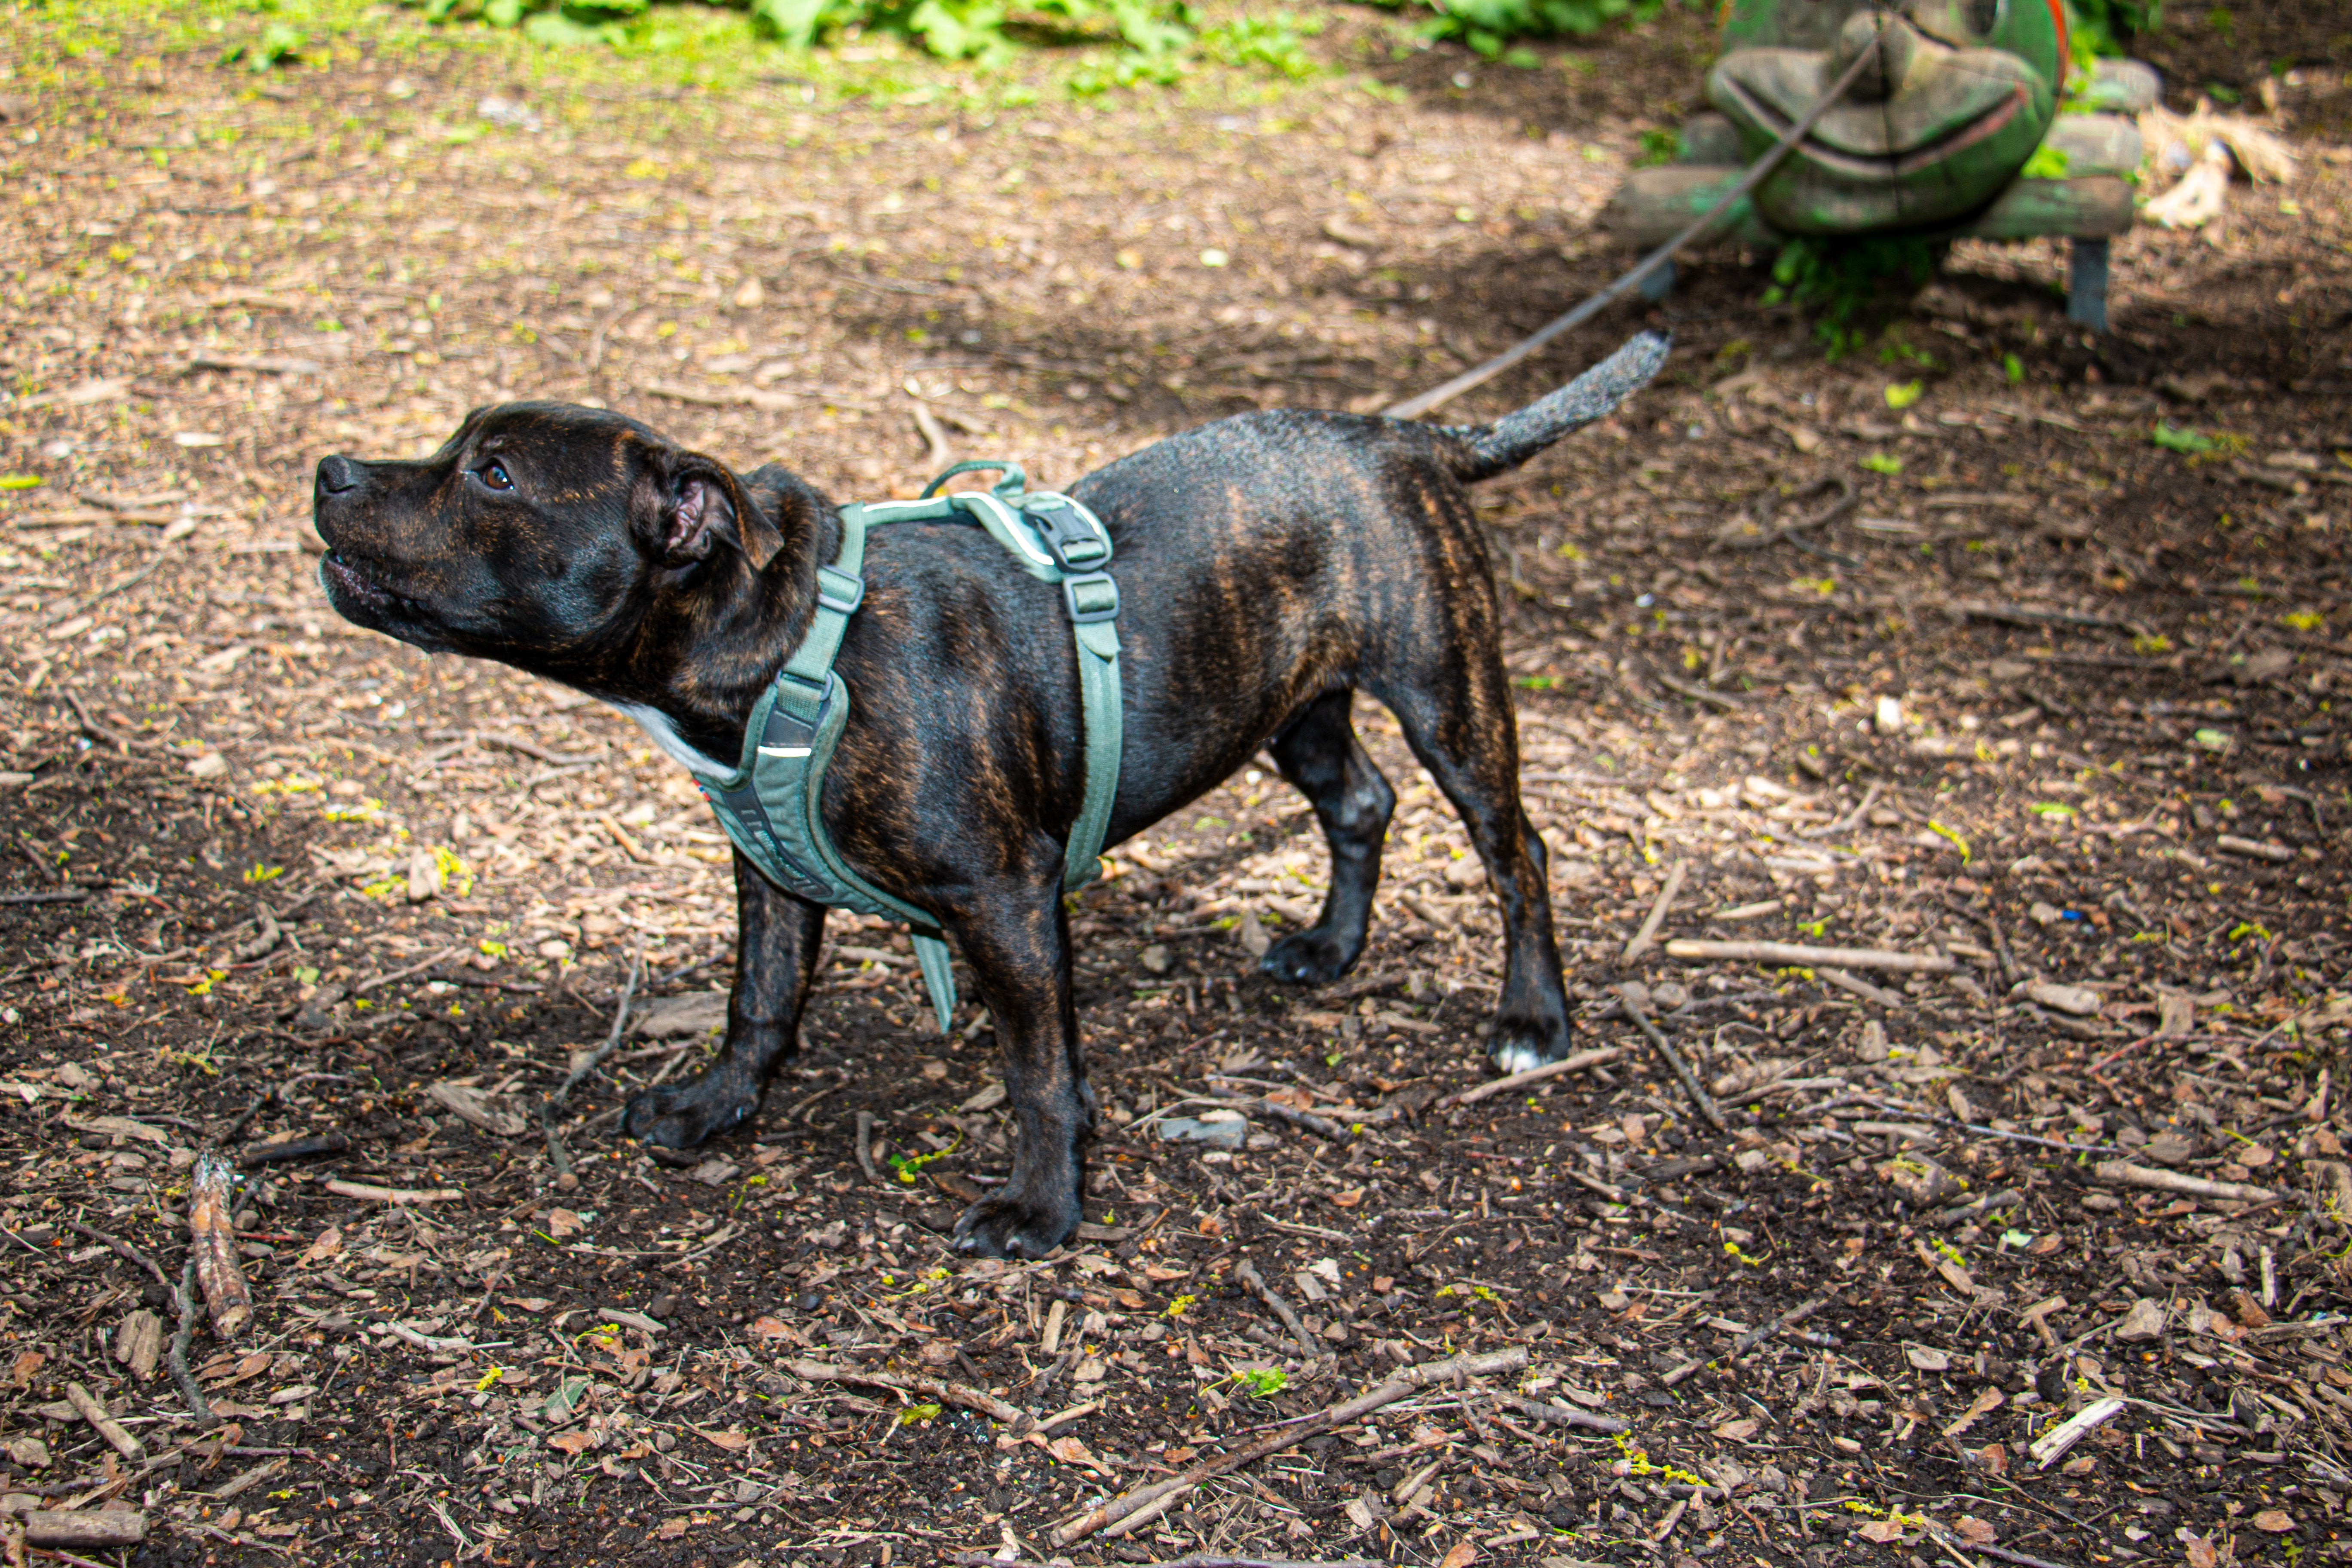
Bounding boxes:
[692,468,1126,1037]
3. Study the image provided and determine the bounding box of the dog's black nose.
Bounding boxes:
[315,455,362,496]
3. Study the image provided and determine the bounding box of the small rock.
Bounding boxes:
[1875,695,1905,732]
[731,275,766,310]
[690,1158,740,1188]
[2024,980,2101,1016]
[1138,944,1171,975]
[2252,1510,2295,1534]
[1904,1344,1951,1372]
[3,1436,49,1468]
[405,844,443,903]
[2113,1298,2168,1342]
[1651,981,1690,1010]
[2027,901,2062,926]
[1237,908,1271,959]
[1444,855,1485,889]
[2145,1130,2196,1164]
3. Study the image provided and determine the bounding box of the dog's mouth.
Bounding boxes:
[320,551,434,627]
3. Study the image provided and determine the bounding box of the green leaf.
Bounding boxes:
[1883,380,1922,410]
[2020,143,2071,179]
[1859,452,1902,475]
[2152,421,2219,454]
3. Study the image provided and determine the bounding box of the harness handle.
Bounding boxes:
[919,459,1026,503]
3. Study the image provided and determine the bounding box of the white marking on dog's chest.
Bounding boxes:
[609,701,731,780]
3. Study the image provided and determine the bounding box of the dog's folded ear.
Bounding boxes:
[631,448,785,573]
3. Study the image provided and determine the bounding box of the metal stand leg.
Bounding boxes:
[2067,237,2109,334]
[1638,257,1678,303]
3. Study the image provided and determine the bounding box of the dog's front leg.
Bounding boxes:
[949,889,1090,1259]
[624,849,824,1148]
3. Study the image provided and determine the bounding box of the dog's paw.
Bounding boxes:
[952,1190,1079,1260]
[622,1079,757,1149]
[1488,1011,1572,1076]
[1260,927,1358,986]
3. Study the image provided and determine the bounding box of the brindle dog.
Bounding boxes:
[311,331,1666,1258]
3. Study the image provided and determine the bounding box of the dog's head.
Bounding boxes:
[312,401,786,670]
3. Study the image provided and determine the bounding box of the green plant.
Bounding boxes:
[1634,125,1679,166]
[1365,0,1672,59]
[221,20,308,67]
[1762,235,1944,358]
[1197,9,1323,78]
[2071,0,2161,53]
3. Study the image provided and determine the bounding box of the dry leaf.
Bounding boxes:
[299,1227,343,1266]
[2252,1511,2294,1534]
[690,1425,749,1452]
[1955,1516,1998,1545]
[748,1316,795,1341]
[2185,1533,2220,1568]
[1858,1519,1905,1544]
[1712,1418,1761,1441]
[1046,1435,1113,1476]
[545,1428,599,1455]
[1905,1345,1951,1372]
[1439,1546,1480,1568]
[1331,1187,1365,1208]
[1976,1442,2007,1476]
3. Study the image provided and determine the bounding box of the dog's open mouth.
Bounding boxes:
[320,552,428,621]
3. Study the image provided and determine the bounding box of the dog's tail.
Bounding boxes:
[1436,331,1670,483]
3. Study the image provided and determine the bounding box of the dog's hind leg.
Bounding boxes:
[1259,686,1395,986]
[623,849,825,1148]
[1378,650,1572,1075]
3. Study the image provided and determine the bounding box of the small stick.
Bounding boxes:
[64,1382,145,1462]
[321,1179,462,1204]
[1733,1295,1827,1355]
[542,946,642,1185]
[1621,860,1686,964]
[60,1220,170,1289]
[2029,1395,2125,1469]
[2092,1161,2274,1204]
[1050,1346,1528,1547]
[1816,967,1908,1010]
[782,1358,1021,1423]
[854,1110,880,1181]
[910,400,953,468]
[1662,939,1953,974]
[1235,1260,1325,1360]
[1496,1392,1629,1434]
[1247,1098,1352,1141]
[237,1133,349,1167]
[1619,986,1724,1131]
[1439,1046,1622,1108]
[349,944,465,997]
[170,1257,216,1429]
[186,1151,253,1340]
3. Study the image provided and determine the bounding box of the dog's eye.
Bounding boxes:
[479,460,513,492]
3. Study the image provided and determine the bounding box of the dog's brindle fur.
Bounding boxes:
[312,334,1666,1258]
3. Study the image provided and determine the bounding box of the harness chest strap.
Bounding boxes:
[696,471,1122,1034]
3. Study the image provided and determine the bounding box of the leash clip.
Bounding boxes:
[1062,571,1119,625]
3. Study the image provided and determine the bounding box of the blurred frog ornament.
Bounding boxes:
[1605,0,2159,329]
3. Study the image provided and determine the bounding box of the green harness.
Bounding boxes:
[695,461,1122,1035]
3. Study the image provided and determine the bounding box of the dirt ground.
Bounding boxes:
[4,6,2352,1568]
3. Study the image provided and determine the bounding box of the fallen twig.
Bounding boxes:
[782,1358,1021,1423]
[1440,1046,1621,1108]
[1663,939,1953,974]
[1050,1346,1528,1547]
[1235,1260,1326,1360]
[543,946,641,1187]
[1619,985,1724,1131]
[349,944,464,997]
[2092,1161,2274,1204]
[170,1257,215,1429]
[1816,967,1908,1009]
[1621,860,1686,964]
[237,1132,349,1167]
[2029,1395,2125,1469]
[1733,1295,1827,1355]
[1497,1392,1629,1433]
[186,1152,253,1340]
[18,1509,148,1550]
[64,1381,145,1462]
[1247,1097,1354,1141]
[61,1219,170,1289]
[320,1179,463,1204]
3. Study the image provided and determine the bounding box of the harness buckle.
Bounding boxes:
[815,567,865,615]
[1062,571,1119,625]
[1022,493,1113,574]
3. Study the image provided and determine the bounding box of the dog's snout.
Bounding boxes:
[315,454,363,497]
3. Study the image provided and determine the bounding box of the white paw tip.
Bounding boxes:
[1491,1044,1550,1075]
